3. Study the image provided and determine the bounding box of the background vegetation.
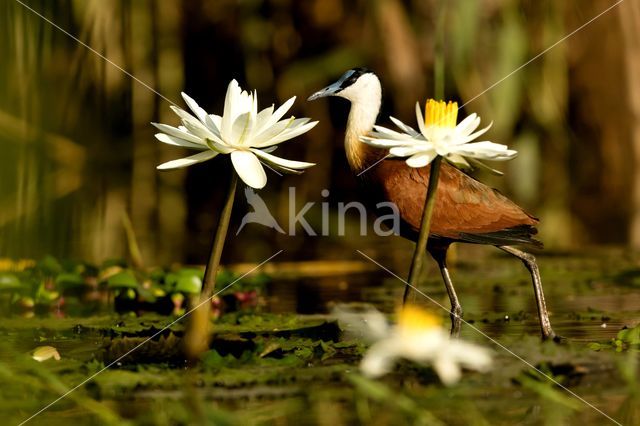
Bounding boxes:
[1,0,639,265]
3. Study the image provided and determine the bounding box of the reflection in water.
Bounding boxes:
[266,245,640,343]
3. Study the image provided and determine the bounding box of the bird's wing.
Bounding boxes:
[374,159,540,246]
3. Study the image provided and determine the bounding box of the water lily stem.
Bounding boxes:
[403,156,442,305]
[201,172,238,300]
[185,172,238,360]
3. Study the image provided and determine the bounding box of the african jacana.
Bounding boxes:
[308,68,556,340]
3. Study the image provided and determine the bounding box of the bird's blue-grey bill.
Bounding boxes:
[307,81,342,101]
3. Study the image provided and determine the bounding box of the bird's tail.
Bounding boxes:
[458,225,543,249]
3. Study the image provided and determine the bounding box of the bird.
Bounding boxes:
[308,68,556,340]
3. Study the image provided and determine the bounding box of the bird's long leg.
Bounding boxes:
[499,245,556,340]
[429,246,462,337]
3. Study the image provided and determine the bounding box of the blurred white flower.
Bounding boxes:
[152,80,318,189]
[360,99,516,172]
[32,346,61,362]
[336,305,492,385]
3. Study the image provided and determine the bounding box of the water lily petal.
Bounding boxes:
[360,136,416,148]
[179,113,218,141]
[205,138,234,154]
[389,146,422,157]
[360,339,402,378]
[252,105,275,135]
[371,124,419,141]
[390,116,420,137]
[170,105,200,125]
[155,133,206,149]
[435,144,451,157]
[207,114,222,130]
[257,120,318,148]
[230,112,253,146]
[456,121,492,145]
[221,79,242,142]
[415,102,430,140]
[253,118,316,148]
[447,341,493,372]
[250,117,293,147]
[230,150,267,189]
[251,148,315,171]
[238,90,253,115]
[204,114,226,144]
[454,113,480,138]
[151,123,204,145]
[406,150,437,168]
[181,92,208,124]
[250,98,297,144]
[453,141,517,160]
[157,150,218,170]
[433,357,462,386]
[445,153,471,169]
[266,96,296,127]
[181,121,214,142]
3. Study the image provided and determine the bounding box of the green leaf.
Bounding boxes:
[174,274,202,294]
[55,272,85,290]
[167,268,203,294]
[107,271,138,290]
[216,270,236,287]
[617,325,640,345]
[37,255,63,276]
[35,284,59,303]
[0,272,21,291]
[135,287,157,303]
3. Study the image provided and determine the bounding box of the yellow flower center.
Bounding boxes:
[425,99,458,129]
[397,305,442,331]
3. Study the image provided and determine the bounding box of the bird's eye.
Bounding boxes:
[340,73,359,89]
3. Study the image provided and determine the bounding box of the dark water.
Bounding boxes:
[2,246,639,425]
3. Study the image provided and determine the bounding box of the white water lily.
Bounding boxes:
[360,99,516,172]
[336,305,492,385]
[153,80,318,189]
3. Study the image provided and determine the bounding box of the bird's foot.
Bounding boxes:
[449,309,462,338]
[541,328,566,344]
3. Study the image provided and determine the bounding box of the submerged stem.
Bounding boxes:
[403,156,442,305]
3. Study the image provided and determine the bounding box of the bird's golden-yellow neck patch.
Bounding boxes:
[345,128,382,172]
[344,92,383,172]
[425,99,458,128]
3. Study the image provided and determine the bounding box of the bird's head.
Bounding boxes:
[307,68,381,104]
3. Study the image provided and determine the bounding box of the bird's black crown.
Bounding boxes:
[339,67,375,90]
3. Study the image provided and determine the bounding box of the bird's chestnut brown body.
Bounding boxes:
[361,158,541,248]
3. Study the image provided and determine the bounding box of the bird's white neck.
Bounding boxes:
[344,90,383,173]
